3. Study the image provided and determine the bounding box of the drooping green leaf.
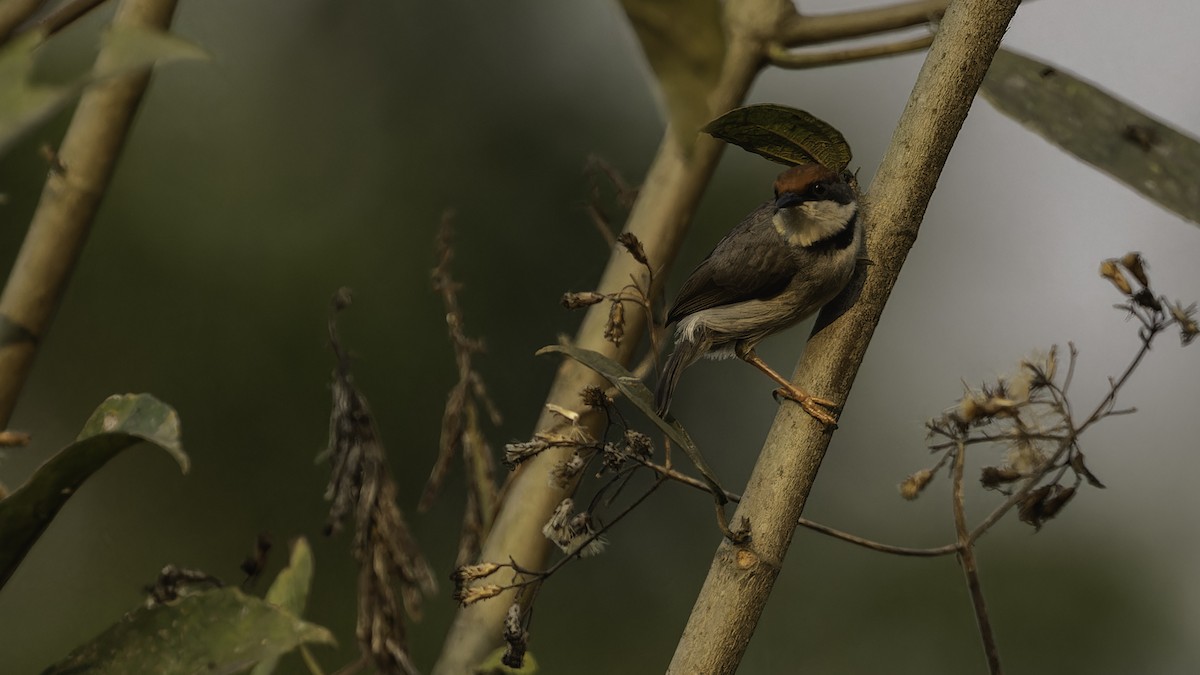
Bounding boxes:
[41,587,335,675]
[619,0,725,151]
[536,345,725,499]
[95,23,210,79]
[982,48,1200,226]
[251,538,316,675]
[0,30,70,156]
[703,104,853,170]
[0,394,187,590]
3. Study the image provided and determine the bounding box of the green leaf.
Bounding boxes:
[0,394,187,590]
[251,538,316,675]
[0,30,71,156]
[95,24,210,79]
[41,587,335,675]
[536,345,725,499]
[981,48,1200,226]
[703,104,853,170]
[619,0,725,151]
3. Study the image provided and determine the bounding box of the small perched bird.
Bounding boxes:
[654,163,863,426]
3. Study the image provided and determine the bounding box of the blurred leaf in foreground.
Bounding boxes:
[42,587,334,675]
[619,0,725,151]
[0,393,187,590]
[982,48,1200,226]
[0,31,69,156]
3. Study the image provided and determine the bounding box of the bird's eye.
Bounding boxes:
[810,182,827,197]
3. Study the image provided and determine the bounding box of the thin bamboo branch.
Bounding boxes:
[0,0,180,431]
[32,0,111,37]
[767,34,934,69]
[667,0,1023,672]
[0,0,49,42]
[430,1,796,670]
[780,0,949,46]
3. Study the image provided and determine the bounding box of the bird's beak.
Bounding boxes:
[774,192,802,210]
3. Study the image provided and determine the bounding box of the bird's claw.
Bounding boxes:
[772,387,840,428]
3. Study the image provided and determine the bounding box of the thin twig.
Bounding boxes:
[779,0,948,46]
[798,518,958,557]
[767,34,933,69]
[952,440,1003,674]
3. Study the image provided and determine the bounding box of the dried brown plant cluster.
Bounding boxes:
[906,252,1196,529]
[324,290,437,675]
[454,380,672,668]
[427,212,503,568]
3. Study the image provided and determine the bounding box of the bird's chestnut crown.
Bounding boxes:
[772,164,853,208]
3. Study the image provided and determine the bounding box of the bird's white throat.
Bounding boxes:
[771,201,857,247]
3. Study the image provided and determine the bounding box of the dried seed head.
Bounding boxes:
[545,403,580,424]
[503,439,549,468]
[1099,259,1133,295]
[980,466,1023,489]
[1006,438,1046,475]
[1120,252,1150,287]
[542,498,608,557]
[624,429,653,459]
[453,584,504,606]
[1018,484,1076,530]
[451,562,502,585]
[1132,289,1162,311]
[0,430,31,447]
[580,385,613,409]
[561,291,607,309]
[604,301,626,346]
[617,232,649,265]
[899,469,934,500]
[549,451,587,489]
[1169,300,1199,345]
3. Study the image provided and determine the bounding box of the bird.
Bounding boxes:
[654,163,863,426]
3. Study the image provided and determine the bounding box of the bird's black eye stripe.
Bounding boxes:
[810,182,827,197]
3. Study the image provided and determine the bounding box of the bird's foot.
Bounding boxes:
[772,386,840,428]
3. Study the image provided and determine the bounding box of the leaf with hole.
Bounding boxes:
[0,393,187,590]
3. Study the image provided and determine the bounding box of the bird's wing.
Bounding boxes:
[665,202,798,324]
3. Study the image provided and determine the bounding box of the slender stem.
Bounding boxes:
[779,0,948,46]
[637,455,960,556]
[953,441,1003,674]
[798,518,958,557]
[768,34,934,69]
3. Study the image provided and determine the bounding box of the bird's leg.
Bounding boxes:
[737,347,840,427]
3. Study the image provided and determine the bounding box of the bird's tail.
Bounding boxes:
[655,339,703,418]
